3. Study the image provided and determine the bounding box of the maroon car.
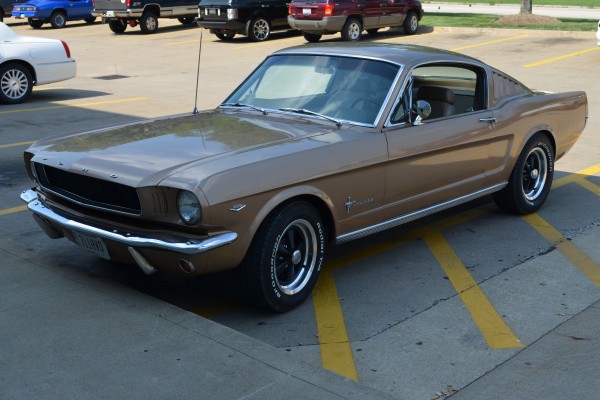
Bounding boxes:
[288,0,423,42]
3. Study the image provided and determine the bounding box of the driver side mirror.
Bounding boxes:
[412,100,431,126]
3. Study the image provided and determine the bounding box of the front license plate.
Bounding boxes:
[73,231,110,260]
[302,8,311,16]
[106,10,115,17]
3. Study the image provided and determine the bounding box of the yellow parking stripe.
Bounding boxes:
[553,163,600,189]
[0,97,146,115]
[313,267,358,381]
[523,47,600,68]
[422,228,524,349]
[451,35,528,51]
[0,141,34,149]
[523,213,600,286]
[577,178,600,196]
[0,205,27,216]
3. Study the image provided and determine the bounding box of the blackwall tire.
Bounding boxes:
[108,19,127,34]
[493,134,554,214]
[341,18,362,41]
[140,12,159,34]
[237,201,326,312]
[50,11,66,28]
[403,10,419,35]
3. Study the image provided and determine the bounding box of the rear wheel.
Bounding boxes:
[140,11,158,34]
[28,19,44,29]
[403,10,419,35]
[50,11,66,28]
[341,17,362,41]
[493,134,554,214]
[84,17,96,24]
[247,17,270,41]
[302,31,321,42]
[108,19,127,33]
[0,63,33,104]
[215,31,235,40]
[237,201,326,312]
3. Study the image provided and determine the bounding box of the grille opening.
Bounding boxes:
[35,163,141,215]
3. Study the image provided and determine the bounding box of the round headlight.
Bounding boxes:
[177,190,202,225]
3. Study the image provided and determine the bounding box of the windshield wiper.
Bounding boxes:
[221,102,267,115]
[278,108,341,127]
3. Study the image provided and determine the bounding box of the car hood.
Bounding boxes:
[27,110,340,187]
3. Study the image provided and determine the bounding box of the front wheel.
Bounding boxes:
[403,10,419,35]
[247,17,270,41]
[215,31,235,40]
[178,17,195,24]
[49,11,66,28]
[493,134,554,214]
[28,19,44,29]
[140,11,158,34]
[237,201,326,312]
[108,19,126,33]
[302,31,322,43]
[341,17,362,41]
[0,63,33,104]
[84,17,96,24]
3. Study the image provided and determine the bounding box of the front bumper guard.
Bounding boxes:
[20,188,238,258]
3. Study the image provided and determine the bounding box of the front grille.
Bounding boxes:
[34,163,141,215]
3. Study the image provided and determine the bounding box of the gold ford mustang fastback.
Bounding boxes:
[21,43,588,312]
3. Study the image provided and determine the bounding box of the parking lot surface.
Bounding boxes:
[1,18,599,399]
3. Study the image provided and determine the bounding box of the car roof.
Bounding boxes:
[273,43,486,69]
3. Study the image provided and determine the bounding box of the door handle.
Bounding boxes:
[479,117,496,123]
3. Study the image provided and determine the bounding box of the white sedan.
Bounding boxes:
[0,22,76,104]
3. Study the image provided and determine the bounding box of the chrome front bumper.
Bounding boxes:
[20,189,238,256]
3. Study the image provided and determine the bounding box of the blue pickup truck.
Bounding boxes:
[12,0,95,28]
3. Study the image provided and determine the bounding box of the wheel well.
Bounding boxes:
[51,8,67,16]
[345,15,363,25]
[143,5,161,17]
[1,60,36,84]
[535,130,556,157]
[266,195,336,244]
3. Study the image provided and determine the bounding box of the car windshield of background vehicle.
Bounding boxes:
[224,54,400,125]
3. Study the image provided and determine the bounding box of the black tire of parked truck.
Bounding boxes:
[140,11,159,34]
[108,19,127,33]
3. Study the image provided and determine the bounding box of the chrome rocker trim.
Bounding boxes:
[336,183,507,244]
[21,189,238,255]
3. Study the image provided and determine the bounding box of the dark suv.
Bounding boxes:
[197,0,289,42]
[288,0,423,42]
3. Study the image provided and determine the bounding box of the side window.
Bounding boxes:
[389,63,486,125]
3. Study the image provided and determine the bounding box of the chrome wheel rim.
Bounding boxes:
[1,68,28,100]
[253,19,269,40]
[522,147,548,201]
[273,219,317,295]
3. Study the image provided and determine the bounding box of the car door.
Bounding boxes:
[381,63,499,221]
[266,0,289,28]
[67,0,92,18]
[357,0,381,29]
[378,0,406,27]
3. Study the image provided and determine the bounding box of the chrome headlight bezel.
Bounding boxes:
[177,190,202,225]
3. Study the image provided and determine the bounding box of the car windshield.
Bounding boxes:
[223,54,400,126]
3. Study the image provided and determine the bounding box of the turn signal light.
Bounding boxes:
[324,4,334,16]
[60,40,71,59]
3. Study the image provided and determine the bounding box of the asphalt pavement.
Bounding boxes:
[2,4,600,400]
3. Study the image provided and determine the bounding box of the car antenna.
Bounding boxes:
[193,29,203,115]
